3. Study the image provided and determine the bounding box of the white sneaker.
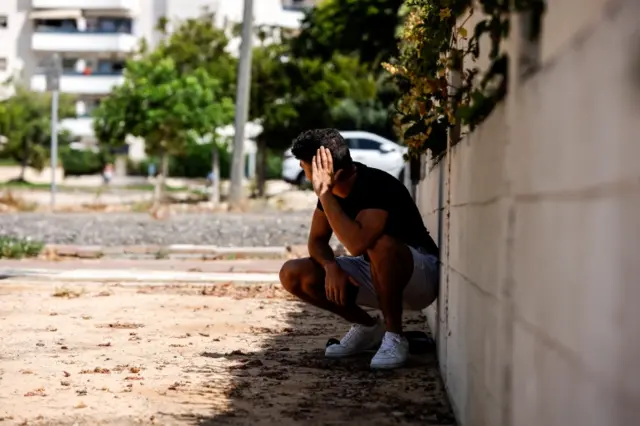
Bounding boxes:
[370,332,410,369]
[325,318,385,358]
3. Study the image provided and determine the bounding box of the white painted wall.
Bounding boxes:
[416,1,640,425]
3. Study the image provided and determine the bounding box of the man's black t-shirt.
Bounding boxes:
[317,162,439,258]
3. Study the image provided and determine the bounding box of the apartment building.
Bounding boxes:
[0,0,316,144]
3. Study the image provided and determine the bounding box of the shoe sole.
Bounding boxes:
[370,360,406,370]
[324,348,377,359]
[324,342,382,359]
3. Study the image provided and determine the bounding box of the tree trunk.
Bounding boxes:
[256,137,267,197]
[209,144,220,205]
[154,152,169,205]
[18,140,29,182]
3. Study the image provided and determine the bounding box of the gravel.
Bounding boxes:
[0,212,316,247]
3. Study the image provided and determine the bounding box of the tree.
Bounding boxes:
[248,19,382,195]
[288,0,403,142]
[250,28,297,196]
[0,85,76,181]
[154,9,237,100]
[93,53,234,201]
[92,83,130,150]
[291,0,405,68]
[140,11,237,202]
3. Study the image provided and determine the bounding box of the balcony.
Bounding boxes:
[32,31,137,53]
[31,72,123,94]
[32,0,138,11]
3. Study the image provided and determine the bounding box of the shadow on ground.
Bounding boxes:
[165,298,455,425]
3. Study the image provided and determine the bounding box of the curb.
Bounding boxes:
[2,268,280,284]
[42,244,307,260]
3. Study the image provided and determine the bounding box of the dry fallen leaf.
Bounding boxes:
[52,287,83,299]
[96,322,144,329]
[24,388,46,397]
[98,342,112,347]
[75,402,87,409]
[80,367,110,374]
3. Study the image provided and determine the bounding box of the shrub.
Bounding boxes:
[0,236,44,259]
[60,147,113,176]
[126,144,284,179]
[266,149,283,179]
[128,142,232,178]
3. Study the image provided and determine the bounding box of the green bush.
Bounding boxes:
[0,236,44,259]
[128,143,231,179]
[266,149,283,179]
[126,144,284,179]
[171,142,231,179]
[60,147,112,176]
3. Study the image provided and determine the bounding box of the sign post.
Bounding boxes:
[46,54,61,211]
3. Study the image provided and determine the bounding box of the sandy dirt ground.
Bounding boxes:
[0,280,454,426]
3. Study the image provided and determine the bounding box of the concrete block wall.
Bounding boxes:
[416,1,640,425]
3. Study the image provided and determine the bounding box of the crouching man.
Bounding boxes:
[279,129,439,369]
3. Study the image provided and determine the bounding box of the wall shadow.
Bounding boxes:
[163,295,456,425]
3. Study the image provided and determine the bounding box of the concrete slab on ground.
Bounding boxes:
[0,258,284,273]
[1,268,279,284]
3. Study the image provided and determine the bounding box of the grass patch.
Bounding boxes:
[0,181,188,193]
[0,236,44,259]
[130,200,153,212]
[121,183,187,192]
[154,248,170,259]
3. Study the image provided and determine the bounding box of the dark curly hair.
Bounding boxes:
[290,128,352,171]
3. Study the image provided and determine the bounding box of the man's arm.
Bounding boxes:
[308,208,336,267]
[319,192,388,257]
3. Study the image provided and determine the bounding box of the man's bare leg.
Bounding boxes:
[279,257,375,326]
[365,234,415,369]
[365,235,414,334]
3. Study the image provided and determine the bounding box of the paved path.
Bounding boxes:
[0,258,284,272]
[0,258,284,283]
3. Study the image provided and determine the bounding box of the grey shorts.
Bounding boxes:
[335,246,439,311]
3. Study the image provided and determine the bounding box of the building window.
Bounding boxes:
[0,16,7,28]
[86,17,132,34]
[0,58,7,71]
[62,58,78,73]
[34,19,77,32]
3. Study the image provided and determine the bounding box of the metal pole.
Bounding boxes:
[228,0,254,206]
[50,89,59,212]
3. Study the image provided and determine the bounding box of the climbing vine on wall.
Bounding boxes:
[384,0,545,157]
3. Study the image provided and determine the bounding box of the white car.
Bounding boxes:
[282,131,408,187]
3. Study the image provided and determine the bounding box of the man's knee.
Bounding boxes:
[279,258,316,295]
[365,235,414,289]
[365,234,401,263]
